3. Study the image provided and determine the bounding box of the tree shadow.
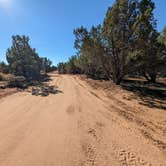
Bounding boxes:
[121,79,166,110]
[31,84,63,97]
[40,74,53,82]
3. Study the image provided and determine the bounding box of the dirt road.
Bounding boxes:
[0,74,165,166]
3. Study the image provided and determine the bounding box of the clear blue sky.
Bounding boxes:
[0,0,165,65]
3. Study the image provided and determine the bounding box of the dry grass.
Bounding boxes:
[0,72,15,82]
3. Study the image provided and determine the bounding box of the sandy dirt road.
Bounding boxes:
[0,74,165,166]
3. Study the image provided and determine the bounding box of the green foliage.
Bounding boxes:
[103,0,138,84]
[40,57,52,72]
[56,0,166,84]
[6,35,42,80]
[57,62,67,74]
[73,25,110,79]
[65,56,82,74]
[6,35,53,81]
[132,0,164,82]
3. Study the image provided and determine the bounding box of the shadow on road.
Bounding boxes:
[121,79,166,110]
[31,85,63,97]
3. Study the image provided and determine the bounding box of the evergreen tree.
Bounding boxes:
[6,35,42,80]
[57,62,67,74]
[133,0,161,82]
[103,0,138,84]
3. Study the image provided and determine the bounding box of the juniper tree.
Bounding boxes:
[6,35,42,80]
[103,0,138,84]
[133,0,162,82]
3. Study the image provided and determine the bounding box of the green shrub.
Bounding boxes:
[8,76,28,88]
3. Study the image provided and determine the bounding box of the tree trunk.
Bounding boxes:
[143,70,157,83]
[113,74,122,85]
[149,72,157,83]
[115,79,122,85]
[142,70,151,82]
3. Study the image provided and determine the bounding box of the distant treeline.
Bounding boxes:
[57,0,166,84]
[0,35,56,81]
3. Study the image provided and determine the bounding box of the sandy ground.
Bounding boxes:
[0,88,18,100]
[0,73,165,166]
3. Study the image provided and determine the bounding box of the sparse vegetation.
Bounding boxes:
[6,35,48,81]
[0,35,56,88]
[0,1,165,165]
[58,0,166,85]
